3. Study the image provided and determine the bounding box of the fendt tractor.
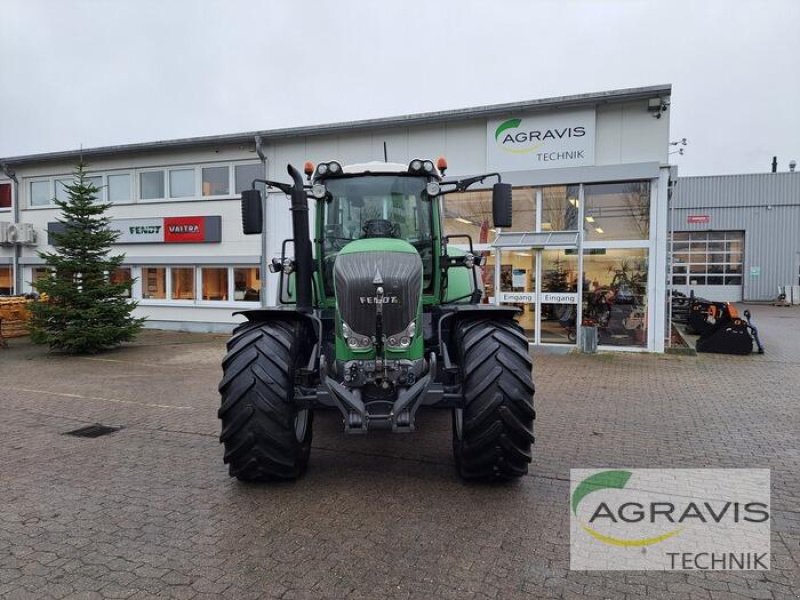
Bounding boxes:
[218,158,535,481]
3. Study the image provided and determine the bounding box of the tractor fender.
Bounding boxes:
[434,304,522,371]
[233,308,323,371]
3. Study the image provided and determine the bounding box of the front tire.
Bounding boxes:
[218,320,313,481]
[453,318,535,480]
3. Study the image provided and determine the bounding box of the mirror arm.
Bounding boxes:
[250,178,294,195]
[439,172,502,194]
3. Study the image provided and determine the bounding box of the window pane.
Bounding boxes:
[233,267,260,301]
[140,172,165,199]
[202,268,228,300]
[540,249,578,344]
[707,276,724,285]
[0,183,10,209]
[55,179,70,202]
[142,267,166,299]
[110,268,133,298]
[583,248,648,347]
[171,267,195,299]
[235,164,264,194]
[169,169,195,198]
[584,181,650,241]
[87,176,103,201]
[541,185,580,232]
[673,276,687,285]
[31,267,51,284]
[725,276,742,285]
[30,181,51,206]
[108,174,131,202]
[443,189,495,239]
[202,167,229,196]
[0,266,12,294]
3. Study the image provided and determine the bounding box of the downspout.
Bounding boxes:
[0,162,21,294]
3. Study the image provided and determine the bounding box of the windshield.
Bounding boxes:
[322,175,433,294]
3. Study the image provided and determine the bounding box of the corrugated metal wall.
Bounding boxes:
[671,173,800,301]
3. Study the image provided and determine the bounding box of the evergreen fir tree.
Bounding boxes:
[29,163,144,353]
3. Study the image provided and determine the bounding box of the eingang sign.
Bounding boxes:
[487,109,596,171]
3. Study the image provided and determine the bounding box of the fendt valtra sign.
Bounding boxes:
[48,216,222,244]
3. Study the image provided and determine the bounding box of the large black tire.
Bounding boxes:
[218,320,313,481]
[452,318,535,480]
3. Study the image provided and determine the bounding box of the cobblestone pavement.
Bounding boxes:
[0,305,798,599]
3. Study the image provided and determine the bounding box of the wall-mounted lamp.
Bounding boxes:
[648,98,669,119]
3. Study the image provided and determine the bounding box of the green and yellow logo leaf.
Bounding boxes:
[494,118,521,141]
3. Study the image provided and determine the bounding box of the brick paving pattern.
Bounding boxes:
[0,306,798,599]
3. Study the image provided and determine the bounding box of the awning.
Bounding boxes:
[492,230,580,248]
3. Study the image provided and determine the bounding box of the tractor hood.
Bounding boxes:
[333,238,422,339]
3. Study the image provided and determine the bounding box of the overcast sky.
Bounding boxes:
[1,0,798,176]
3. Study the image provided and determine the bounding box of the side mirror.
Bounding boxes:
[241,189,263,235]
[492,183,513,228]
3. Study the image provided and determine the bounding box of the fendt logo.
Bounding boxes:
[359,295,400,305]
[494,117,586,155]
[570,469,771,571]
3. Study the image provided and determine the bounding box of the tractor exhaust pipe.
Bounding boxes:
[287,164,313,313]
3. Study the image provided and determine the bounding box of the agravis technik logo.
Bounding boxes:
[570,469,771,571]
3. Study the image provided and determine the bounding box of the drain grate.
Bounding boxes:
[64,424,121,438]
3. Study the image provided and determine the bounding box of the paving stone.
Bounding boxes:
[0,311,796,599]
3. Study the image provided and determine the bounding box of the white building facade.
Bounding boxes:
[0,85,673,351]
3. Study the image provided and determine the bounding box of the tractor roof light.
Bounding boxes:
[422,160,434,173]
[409,159,423,173]
[317,163,329,176]
[328,161,342,174]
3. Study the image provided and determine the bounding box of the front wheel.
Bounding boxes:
[218,320,313,481]
[453,318,535,480]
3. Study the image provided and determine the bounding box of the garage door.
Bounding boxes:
[671,231,743,302]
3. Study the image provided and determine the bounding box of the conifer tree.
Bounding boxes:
[29,163,143,353]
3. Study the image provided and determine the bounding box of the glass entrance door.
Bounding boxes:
[539,249,579,344]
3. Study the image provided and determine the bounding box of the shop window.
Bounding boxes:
[108,174,131,203]
[169,169,195,198]
[202,268,228,301]
[235,164,264,194]
[583,248,648,347]
[541,185,580,232]
[584,181,650,241]
[202,167,229,196]
[171,267,195,300]
[0,266,11,295]
[30,180,51,207]
[0,183,11,209]
[110,268,133,298]
[443,187,536,240]
[142,267,166,299]
[233,267,260,301]
[140,172,165,200]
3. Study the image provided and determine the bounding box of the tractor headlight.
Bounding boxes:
[422,160,434,173]
[317,163,328,176]
[311,183,327,199]
[342,322,372,352]
[328,161,342,174]
[409,159,423,172]
[426,181,440,197]
[386,320,416,350]
[463,253,476,269]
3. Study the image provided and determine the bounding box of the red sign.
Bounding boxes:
[164,216,206,243]
[687,215,710,224]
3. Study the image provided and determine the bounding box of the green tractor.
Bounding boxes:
[219,158,535,481]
